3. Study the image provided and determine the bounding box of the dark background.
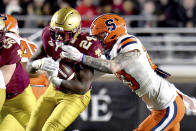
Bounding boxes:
[64,82,196,131]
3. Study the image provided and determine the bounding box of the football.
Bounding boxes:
[58,61,75,80]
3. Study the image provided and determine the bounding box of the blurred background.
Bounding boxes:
[1,0,196,130]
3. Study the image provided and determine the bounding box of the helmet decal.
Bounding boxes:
[105,19,116,31]
[0,15,7,21]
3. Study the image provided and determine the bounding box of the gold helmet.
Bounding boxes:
[50,7,81,44]
[0,18,6,46]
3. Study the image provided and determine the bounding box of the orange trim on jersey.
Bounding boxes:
[117,37,137,51]
[116,70,140,90]
[142,44,157,70]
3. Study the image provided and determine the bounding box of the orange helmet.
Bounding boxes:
[0,14,19,35]
[90,14,127,51]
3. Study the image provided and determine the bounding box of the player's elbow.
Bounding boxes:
[76,82,91,95]
[110,61,121,73]
[77,86,89,95]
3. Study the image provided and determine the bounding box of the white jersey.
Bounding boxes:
[108,35,177,110]
[5,33,37,62]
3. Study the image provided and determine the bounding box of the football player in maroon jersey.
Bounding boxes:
[26,7,102,131]
[0,17,36,130]
[0,14,49,100]
[0,18,6,113]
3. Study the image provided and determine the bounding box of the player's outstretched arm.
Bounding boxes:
[83,50,139,73]
[61,45,140,74]
[51,64,94,95]
[82,55,113,73]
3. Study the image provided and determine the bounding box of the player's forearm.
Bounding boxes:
[60,79,90,94]
[83,55,113,74]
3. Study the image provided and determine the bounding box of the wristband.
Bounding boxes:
[0,70,6,89]
[82,54,86,63]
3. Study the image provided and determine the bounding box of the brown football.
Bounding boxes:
[58,61,75,80]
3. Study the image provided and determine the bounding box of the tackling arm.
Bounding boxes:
[60,45,140,74]
[82,50,140,74]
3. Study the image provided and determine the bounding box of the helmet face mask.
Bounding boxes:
[50,28,73,44]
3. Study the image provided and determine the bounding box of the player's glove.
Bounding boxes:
[50,76,62,86]
[32,57,59,76]
[60,45,85,62]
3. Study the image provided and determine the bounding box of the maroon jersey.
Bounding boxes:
[42,26,102,73]
[41,26,102,89]
[0,36,29,98]
[42,26,102,60]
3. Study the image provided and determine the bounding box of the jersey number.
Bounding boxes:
[116,70,140,90]
[20,40,37,58]
[79,36,96,50]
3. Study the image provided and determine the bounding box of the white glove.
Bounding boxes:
[50,76,62,86]
[32,57,59,76]
[60,45,84,62]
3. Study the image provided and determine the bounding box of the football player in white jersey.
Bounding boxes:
[60,14,196,131]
